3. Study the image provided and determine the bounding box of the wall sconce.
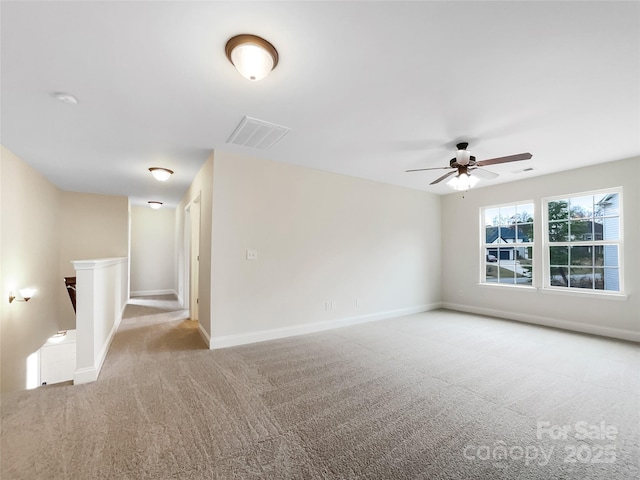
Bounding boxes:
[149,167,174,182]
[9,288,36,303]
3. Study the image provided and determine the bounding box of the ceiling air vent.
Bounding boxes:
[227,116,290,150]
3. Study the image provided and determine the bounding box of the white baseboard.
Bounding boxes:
[197,322,211,347]
[442,302,639,343]
[209,303,441,350]
[130,289,178,297]
[73,366,98,384]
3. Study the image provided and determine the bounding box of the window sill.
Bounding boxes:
[477,283,628,300]
[477,283,538,293]
[540,287,628,301]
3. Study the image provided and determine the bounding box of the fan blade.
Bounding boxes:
[469,167,499,180]
[430,170,457,185]
[405,166,452,173]
[476,152,532,166]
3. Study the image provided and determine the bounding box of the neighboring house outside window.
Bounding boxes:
[544,190,622,292]
[482,202,534,286]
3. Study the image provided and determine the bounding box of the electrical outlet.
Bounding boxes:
[246,249,258,260]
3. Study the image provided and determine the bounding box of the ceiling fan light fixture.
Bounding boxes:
[456,149,471,166]
[447,172,480,191]
[225,34,279,81]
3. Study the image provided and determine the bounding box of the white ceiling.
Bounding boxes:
[1,1,638,206]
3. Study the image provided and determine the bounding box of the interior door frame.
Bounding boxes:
[183,193,201,321]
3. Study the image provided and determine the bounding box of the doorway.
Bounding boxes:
[184,195,201,322]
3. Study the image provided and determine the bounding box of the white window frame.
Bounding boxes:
[542,187,624,296]
[480,200,535,288]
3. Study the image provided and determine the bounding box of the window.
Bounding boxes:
[544,190,622,292]
[482,202,534,286]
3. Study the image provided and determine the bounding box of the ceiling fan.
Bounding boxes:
[406,142,532,189]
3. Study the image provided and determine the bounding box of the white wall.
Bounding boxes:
[1,146,61,392]
[130,206,176,296]
[209,151,441,343]
[1,146,131,392]
[441,157,639,341]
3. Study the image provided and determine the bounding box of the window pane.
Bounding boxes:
[570,246,592,266]
[484,207,500,227]
[570,220,592,241]
[519,250,533,284]
[549,221,569,242]
[485,248,499,263]
[570,196,594,218]
[498,226,518,244]
[594,193,619,217]
[594,246,604,266]
[517,224,533,242]
[499,205,516,226]
[550,246,568,265]
[569,267,594,289]
[550,267,569,286]
[594,269,605,290]
[499,273,516,284]
[485,264,499,282]
[486,226,499,243]
[600,217,619,240]
[603,245,618,268]
[603,268,620,291]
[548,200,568,221]
[515,204,534,222]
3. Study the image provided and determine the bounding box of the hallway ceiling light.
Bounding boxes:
[149,167,173,182]
[148,201,163,209]
[225,34,279,81]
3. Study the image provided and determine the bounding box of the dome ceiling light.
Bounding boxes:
[148,201,163,209]
[149,167,174,182]
[225,34,279,81]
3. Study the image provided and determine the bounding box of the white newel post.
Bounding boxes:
[72,257,128,385]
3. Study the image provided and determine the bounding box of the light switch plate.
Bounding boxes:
[246,249,258,260]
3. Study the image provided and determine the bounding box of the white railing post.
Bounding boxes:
[72,257,128,384]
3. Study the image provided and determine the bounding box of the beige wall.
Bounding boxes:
[441,157,640,340]
[209,151,441,338]
[1,146,130,392]
[57,192,129,330]
[130,206,176,295]
[1,146,61,392]
[176,153,214,336]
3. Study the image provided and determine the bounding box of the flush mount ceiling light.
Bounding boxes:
[225,34,279,81]
[148,201,163,209]
[149,167,174,182]
[53,92,78,104]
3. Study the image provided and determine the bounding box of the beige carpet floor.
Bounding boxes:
[2,296,639,479]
